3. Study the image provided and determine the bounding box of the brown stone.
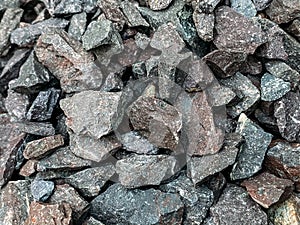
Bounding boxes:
[19,159,38,177]
[241,172,294,208]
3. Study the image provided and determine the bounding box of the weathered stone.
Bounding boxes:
[26,88,60,122]
[241,172,294,208]
[128,95,182,151]
[0,0,20,11]
[83,217,105,225]
[10,18,69,47]
[160,172,214,225]
[265,142,300,184]
[35,30,103,93]
[193,10,214,42]
[23,135,64,159]
[0,181,31,225]
[206,82,236,107]
[252,0,272,11]
[287,19,300,42]
[91,184,184,224]
[0,8,23,56]
[221,72,260,118]
[5,90,30,121]
[31,179,55,202]
[14,121,56,136]
[147,0,173,10]
[209,185,268,225]
[35,170,78,181]
[65,164,115,198]
[121,0,149,27]
[203,50,247,78]
[265,0,300,24]
[231,114,273,180]
[197,0,220,13]
[24,202,72,225]
[83,0,98,13]
[205,173,227,203]
[135,33,150,50]
[36,147,92,172]
[214,6,265,54]
[68,12,87,41]
[49,184,89,221]
[261,73,291,101]
[268,194,300,225]
[116,154,178,188]
[101,71,123,92]
[19,159,38,177]
[240,56,263,75]
[274,92,300,142]
[53,0,83,15]
[60,91,121,139]
[231,0,257,17]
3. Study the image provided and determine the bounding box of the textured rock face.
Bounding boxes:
[91,184,184,225]
[31,179,55,202]
[230,0,257,17]
[193,10,214,42]
[5,90,30,121]
[147,0,174,11]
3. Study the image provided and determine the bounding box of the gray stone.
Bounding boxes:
[116,154,178,188]
[5,90,29,121]
[209,185,268,225]
[135,33,150,50]
[31,179,54,202]
[197,0,221,13]
[214,6,266,54]
[121,0,149,27]
[221,72,260,118]
[147,0,173,11]
[193,10,214,42]
[287,19,300,42]
[10,18,69,47]
[65,164,115,198]
[0,8,23,56]
[252,0,272,11]
[101,71,123,92]
[230,0,257,17]
[0,0,20,11]
[14,122,56,136]
[207,82,236,107]
[83,0,98,13]
[84,217,105,225]
[68,12,87,41]
[91,184,184,225]
[53,0,83,15]
[231,114,273,180]
[261,73,291,101]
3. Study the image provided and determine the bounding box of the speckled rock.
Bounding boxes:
[231,114,273,180]
[261,73,291,101]
[147,0,173,11]
[120,0,149,27]
[0,0,20,10]
[91,184,184,224]
[83,217,105,225]
[252,0,272,11]
[287,19,300,42]
[19,159,38,177]
[206,82,236,107]
[53,0,83,15]
[241,172,294,208]
[193,10,214,42]
[68,12,87,41]
[31,179,55,202]
[197,0,221,13]
[5,90,29,121]
[14,121,56,136]
[230,0,257,17]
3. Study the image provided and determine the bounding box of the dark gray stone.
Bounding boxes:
[31,179,54,202]
[231,114,273,180]
[5,90,29,121]
[252,0,272,11]
[193,10,214,42]
[91,184,184,225]
[68,12,87,41]
[287,19,300,42]
[120,0,149,27]
[230,0,257,17]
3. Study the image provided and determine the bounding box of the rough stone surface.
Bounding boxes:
[19,159,38,177]
[65,164,115,198]
[231,0,257,17]
[68,12,87,41]
[23,135,64,159]
[26,88,60,121]
[121,0,149,27]
[35,30,103,93]
[5,90,29,121]
[287,19,300,42]
[0,180,32,225]
[0,0,20,11]
[10,18,69,47]
[209,185,268,225]
[261,73,291,101]
[31,179,55,202]
[147,0,173,11]
[53,0,83,15]
[252,0,272,11]
[274,92,300,142]
[193,10,214,42]
[240,56,263,75]
[91,184,184,224]
[206,82,236,107]
[265,0,300,24]
[14,121,56,136]
[84,217,105,225]
[116,154,178,188]
[231,113,273,180]
[24,202,72,225]
[214,6,266,54]
[241,172,294,208]
[197,0,221,13]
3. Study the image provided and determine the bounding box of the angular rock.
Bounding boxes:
[91,184,184,224]
[274,92,300,142]
[10,18,69,47]
[101,71,123,92]
[19,159,38,177]
[214,6,265,54]
[265,0,300,24]
[35,30,103,93]
[203,50,247,78]
[221,72,260,118]
[241,172,294,208]
[252,0,272,11]
[5,90,29,121]
[205,173,227,203]
[128,96,182,151]
[209,185,268,225]
[49,184,89,221]
[65,164,115,198]
[26,88,60,121]
[14,121,56,136]
[0,8,23,56]
[60,91,121,139]
[83,217,105,225]
[230,0,257,17]
[240,56,263,75]
[116,154,178,188]
[31,179,55,202]
[68,12,87,41]
[24,202,72,225]
[23,135,64,159]
[193,10,214,42]
[185,91,224,156]
[53,0,83,15]
[231,114,273,180]
[9,51,52,94]
[35,170,78,181]
[197,0,221,13]
[206,82,236,107]
[147,0,173,11]
[261,73,291,101]
[0,0,20,11]
[36,147,92,172]
[120,0,149,27]
[135,32,150,50]
[268,194,300,225]
[287,19,300,42]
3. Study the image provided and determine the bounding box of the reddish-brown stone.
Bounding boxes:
[19,159,38,177]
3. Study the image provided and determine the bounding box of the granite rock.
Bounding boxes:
[120,0,149,27]
[14,121,56,136]
[287,19,300,42]
[252,0,272,11]
[19,159,38,177]
[5,90,30,121]
[147,0,173,11]
[53,0,83,15]
[68,12,87,41]
[197,0,221,13]
[230,0,257,18]
[31,179,55,202]
[193,10,214,42]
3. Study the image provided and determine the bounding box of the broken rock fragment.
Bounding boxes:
[147,0,173,11]
[5,90,30,121]
[14,121,56,136]
[120,0,149,27]
[230,0,257,18]
[193,10,214,42]
[252,0,272,11]
[31,179,55,202]
[68,12,87,41]
[287,19,300,42]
